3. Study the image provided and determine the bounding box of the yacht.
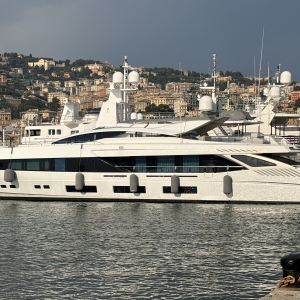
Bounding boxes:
[1,56,300,203]
[234,66,298,138]
[21,98,99,145]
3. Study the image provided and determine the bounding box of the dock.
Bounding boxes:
[260,253,300,299]
[260,286,300,299]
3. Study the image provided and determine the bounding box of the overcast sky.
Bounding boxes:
[0,0,299,80]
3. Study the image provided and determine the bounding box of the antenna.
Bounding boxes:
[179,62,182,94]
[258,27,264,98]
[212,54,216,100]
[268,62,270,85]
[254,56,256,94]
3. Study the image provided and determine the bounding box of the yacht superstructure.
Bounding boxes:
[1,56,300,203]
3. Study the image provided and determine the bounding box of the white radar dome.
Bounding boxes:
[269,86,281,100]
[199,95,213,112]
[263,87,269,96]
[112,71,124,83]
[128,71,140,83]
[137,113,143,120]
[131,112,137,120]
[280,71,292,85]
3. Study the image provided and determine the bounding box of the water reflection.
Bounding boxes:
[0,201,298,299]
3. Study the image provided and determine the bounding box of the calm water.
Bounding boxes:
[0,201,298,299]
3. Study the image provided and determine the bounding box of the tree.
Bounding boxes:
[49,97,60,111]
[145,103,173,113]
[145,103,158,112]
[294,98,300,111]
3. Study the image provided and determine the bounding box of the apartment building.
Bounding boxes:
[134,101,150,112]
[0,73,7,85]
[0,109,11,126]
[165,82,194,93]
[173,99,187,117]
[21,109,39,123]
[48,92,68,105]
[291,91,300,103]
[28,59,55,71]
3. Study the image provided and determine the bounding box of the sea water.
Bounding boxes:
[0,201,298,299]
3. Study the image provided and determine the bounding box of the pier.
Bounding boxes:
[260,254,300,299]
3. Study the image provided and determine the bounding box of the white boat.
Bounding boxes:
[237,67,299,137]
[1,56,300,203]
[21,98,99,145]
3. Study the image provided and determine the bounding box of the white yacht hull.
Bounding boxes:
[1,168,300,203]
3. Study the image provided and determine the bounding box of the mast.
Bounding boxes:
[212,53,216,100]
[258,27,264,98]
[122,56,129,103]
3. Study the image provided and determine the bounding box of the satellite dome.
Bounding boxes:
[131,112,137,120]
[269,86,281,100]
[137,113,143,120]
[263,87,269,96]
[128,71,140,83]
[280,71,292,85]
[113,71,124,83]
[199,95,213,112]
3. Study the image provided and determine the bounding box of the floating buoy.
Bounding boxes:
[130,174,138,193]
[171,175,179,193]
[223,175,232,195]
[4,169,15,182]
[281,253,300,280]
[75,172,84,191]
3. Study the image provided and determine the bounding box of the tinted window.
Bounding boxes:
[231,155,276,167]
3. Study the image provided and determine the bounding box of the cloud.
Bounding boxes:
[0,0,299,79]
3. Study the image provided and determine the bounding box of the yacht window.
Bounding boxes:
[57,129,61,135]
[48,129,55,135]
[11,160,23,170]
[260,154,300,166]
[113,186,146,193]
[53,131,124,144]
[65,186,97,193]
[163,186,197,194]
[55,158,65,171]
[135,156,147,173]
[157,156,174,173]
[182,155,199,172]
[30,129,41,136]
[231,155,276,167]
[147,156,158,172]
[41,159,51,171]
[0,160,9,170]
[26,159,40,171]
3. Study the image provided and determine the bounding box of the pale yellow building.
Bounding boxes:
[173,99,187,117]
[0,109,11,126]
[40,110,57,121]
[165,82,194,93]
[28,59,55,70]
[48,92,68,105]
[134,101,150,112]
